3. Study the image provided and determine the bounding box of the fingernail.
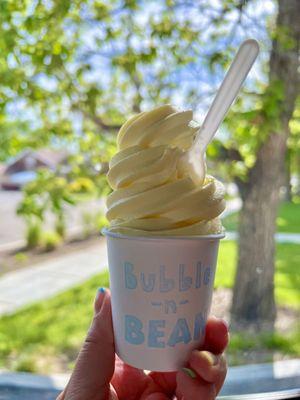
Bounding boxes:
[182,367,197,379]
[221,318,229,330]
[201,351,219,366]
[94,287,106,313]
[211,315,229,330]
[96,287,106,301]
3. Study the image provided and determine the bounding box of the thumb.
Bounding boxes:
[60,288,115,400]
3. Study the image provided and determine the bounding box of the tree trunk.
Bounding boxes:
[231,0,300,331]
[281,148,292,202]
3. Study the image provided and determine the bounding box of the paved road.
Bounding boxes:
[0,191,24,247]
[0,189,240,252]
[0,190,105,250]
[0,191,241,251]
[0,192,238,252]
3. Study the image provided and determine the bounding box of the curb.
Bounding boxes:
[1,359,299,395]
[0,370,69,391]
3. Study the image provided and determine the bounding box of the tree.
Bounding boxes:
[0,0,297,329]
[230,0,300,330]
[0,0,204,239]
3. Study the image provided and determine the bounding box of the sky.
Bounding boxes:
[6,0,276,143]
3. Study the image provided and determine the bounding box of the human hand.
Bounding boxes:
[57,288,228,400]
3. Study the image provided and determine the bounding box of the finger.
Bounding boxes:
[140,374,173,400]
[189,351,227,394]
[111,356,149,400]
[112,355,173,400]
[147,317,228,399]
[143,393,170,400]
[147,371,177,397]
[202,316,229,354]
[56,392,64,400]
[176,370,216,400]
[109,384,119,400]
[62,288,115,400]
[58,385,118,400]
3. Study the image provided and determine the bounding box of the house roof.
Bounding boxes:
[34,148,69,166]
[4,148,69,172]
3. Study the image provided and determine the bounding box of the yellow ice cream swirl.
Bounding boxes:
[106,105,225,236]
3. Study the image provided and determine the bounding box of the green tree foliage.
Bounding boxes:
[288,101,300,196]
[0,0,298,242]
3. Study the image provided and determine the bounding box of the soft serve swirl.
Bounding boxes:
[106,105,225,236]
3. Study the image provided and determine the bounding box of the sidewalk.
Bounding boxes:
[225,231,300,244]
[1,229,299,318]
[0,191,299,318]
[222,199,300,243]
[0,238,108,316]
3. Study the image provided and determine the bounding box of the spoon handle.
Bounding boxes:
[193,39,259,151]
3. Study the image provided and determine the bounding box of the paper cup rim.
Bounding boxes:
[102,227,225,241]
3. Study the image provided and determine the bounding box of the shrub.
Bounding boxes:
[26,222,42,249]
[41,231,62,252]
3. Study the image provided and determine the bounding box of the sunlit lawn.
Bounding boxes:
[223,201,300,233]
[216,241,300,308]
[0,241,299,373]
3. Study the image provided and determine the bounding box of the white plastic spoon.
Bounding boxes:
[178,39,259,184]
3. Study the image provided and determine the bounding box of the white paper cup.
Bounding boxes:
[103,229,224,372]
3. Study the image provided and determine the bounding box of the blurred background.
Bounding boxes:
[0,0,299,390]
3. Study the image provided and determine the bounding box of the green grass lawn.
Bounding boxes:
[216,241,300,308]
[228,329,300,366]
[223,201,300,233]
[0,241,299,373]
[0,270,109,373]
